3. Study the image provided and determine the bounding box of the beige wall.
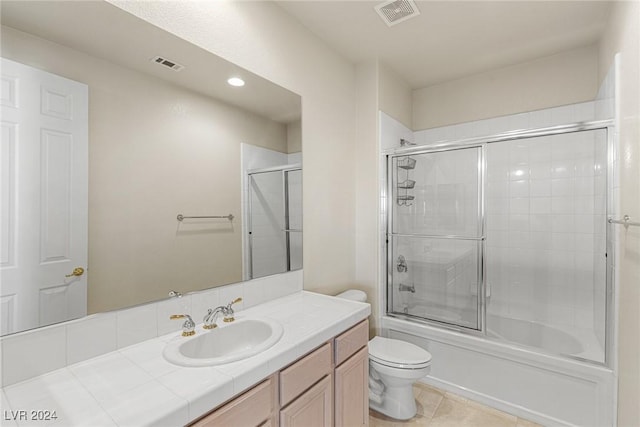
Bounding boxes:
[287,120,302,154]
[355,61,381,335]
[108,1,358,295]
[379,62,413,130]
[1,26,289,313]
[413,45,599,130]
[599,2,640,426]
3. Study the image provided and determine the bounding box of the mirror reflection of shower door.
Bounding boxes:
[285,169,303,271]
[388,147,483,330]
[248,167,302,279]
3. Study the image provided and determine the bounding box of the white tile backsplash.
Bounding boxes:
[67,312,117,365]
[0,270,303,387]
[1,325,66,387]
[116,303,158,349]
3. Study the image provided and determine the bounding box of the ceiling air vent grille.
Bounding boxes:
[151,56,185,72]
[375,0,420,27]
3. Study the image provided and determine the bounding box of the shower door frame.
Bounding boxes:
[387,145,486,332]
[383,120,616,367]
[246,164,302,280]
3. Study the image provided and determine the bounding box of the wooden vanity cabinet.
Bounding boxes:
[190,375,278,427]
[334,321,369,427]
[189,319,369,427]
[280,374,333,427]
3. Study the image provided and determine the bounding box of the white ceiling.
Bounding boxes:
[277,1,613,89]
[1,1,301,123]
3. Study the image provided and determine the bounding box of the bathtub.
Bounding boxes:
[486,315,583,356]
[382,315,615,426]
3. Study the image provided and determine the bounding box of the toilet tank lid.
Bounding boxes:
[335,289,367,302]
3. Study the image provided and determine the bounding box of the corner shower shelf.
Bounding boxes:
[397,156,417,206]
[397,157,416,170]
[398,179,416,189]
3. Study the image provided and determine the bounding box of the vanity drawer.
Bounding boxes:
[334,319,368,366]
[280,342,332,407]
[191,376,276,427]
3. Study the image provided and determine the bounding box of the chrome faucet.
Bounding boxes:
[204,297,242,329]
[397,255,408,273]
[169,314,196,336]
[203,306,223,329]
[399,283,415,293]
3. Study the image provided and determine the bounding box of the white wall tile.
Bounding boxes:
[242,276,268,308]
[549,105,573,126]
[574,102,596,122]
[116,304,158,349]
[67,312,117,365]
[1,325,66,387]
[190,288,220,328]
[217,283,245,312]
[530,180,552,197]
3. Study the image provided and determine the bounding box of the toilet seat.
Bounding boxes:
[369,336,432,370]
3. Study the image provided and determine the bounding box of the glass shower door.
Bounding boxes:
[249,170,287,278]
[247,167,302,279]
[388,147,483,330]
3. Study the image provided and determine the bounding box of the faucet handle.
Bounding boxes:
[170,314,196,337]
[223,297,242,323]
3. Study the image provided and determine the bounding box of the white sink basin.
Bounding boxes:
[163,318,284,367]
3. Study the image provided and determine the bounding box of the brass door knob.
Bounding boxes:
[66,267,85,277]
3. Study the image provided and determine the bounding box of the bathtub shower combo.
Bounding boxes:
[383,119,616,426]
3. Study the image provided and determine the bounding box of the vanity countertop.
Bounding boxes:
[0,291,370,426]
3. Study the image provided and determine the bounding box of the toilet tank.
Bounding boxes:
[335,289,367,302]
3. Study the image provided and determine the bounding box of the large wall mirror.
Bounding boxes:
[0,1,302,336]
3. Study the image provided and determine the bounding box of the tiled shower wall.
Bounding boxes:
[484,130,608,362]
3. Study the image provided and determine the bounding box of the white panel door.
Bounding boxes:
[0,58,88,335]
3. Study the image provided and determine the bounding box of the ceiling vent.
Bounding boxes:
[374,0,420,27]
[151,56,185,72]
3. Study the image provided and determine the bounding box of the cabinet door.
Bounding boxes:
[335,346,369,427]
[280,374,332,427]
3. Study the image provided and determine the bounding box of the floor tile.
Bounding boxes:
[414,385,444,419]
[516,418,544,427]
[370,384,526,427]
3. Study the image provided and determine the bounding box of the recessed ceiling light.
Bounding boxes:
[227,77,245,87]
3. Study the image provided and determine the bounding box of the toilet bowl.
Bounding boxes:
[336,290,432,420]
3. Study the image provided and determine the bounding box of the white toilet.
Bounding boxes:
[336,290,432,420]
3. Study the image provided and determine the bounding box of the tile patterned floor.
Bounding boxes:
[369,383,544,427]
